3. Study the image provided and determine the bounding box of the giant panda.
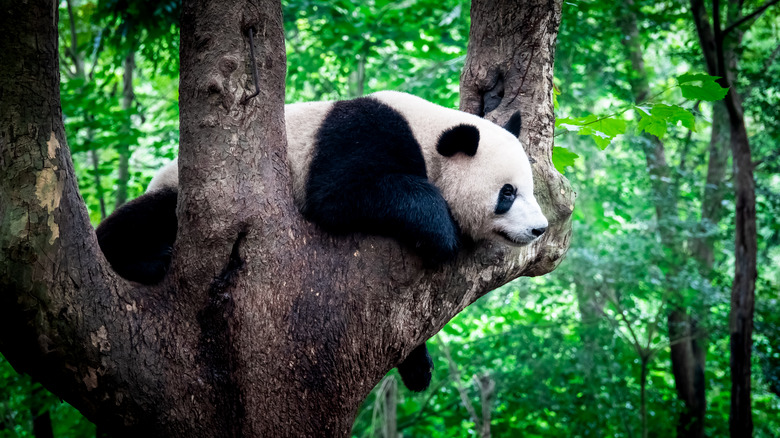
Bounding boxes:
[95,90,549,392]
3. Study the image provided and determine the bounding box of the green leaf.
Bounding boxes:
[552,146,579,173]
[677,73,719,84]
[579,117,626,150]
[636,104,696,139]
[651,104,696,131]
[555,115,626,150]
[636,109,667,138]
[677,73,728,101]
[555,114,596,130]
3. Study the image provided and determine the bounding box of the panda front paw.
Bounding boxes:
[415,221,460,267]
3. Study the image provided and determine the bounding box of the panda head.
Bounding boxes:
[434,112,548,247]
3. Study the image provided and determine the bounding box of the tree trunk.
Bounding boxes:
[617,3,708,436]
[66,0,107,220]
[115,47,135,208]
[476,373,495,438]
[90,147,107,220]
[350,53,366,98]
[382,377,397,438]
[640,356,648,438]
[691,1,759,435]
[717,4,758,436]
[0,0,570,435]
[667,311,706,438]
[460,0,572,264]
[726,100,757,437]
[691,102,729,270]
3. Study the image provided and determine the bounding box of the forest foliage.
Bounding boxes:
[1,0,779,436]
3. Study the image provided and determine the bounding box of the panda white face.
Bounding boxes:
[433,121,548,248]
[491,182,548,246]
[486,132,548,246]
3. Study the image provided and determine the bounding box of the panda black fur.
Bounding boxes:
[96,91,548,392]
[304,96,460,265]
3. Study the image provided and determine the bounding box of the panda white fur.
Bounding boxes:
[96,90,548,392]
[148,91,547,253]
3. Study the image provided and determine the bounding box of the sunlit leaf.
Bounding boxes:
[636,108,666,138]
[677,73,728,101]
[556,115,626,149]
[580,117,627,150]
[651,104,696,131]
[552,146,579,173]
[636,104,696,139]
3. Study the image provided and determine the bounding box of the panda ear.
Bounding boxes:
[503,111,522,138]
[437,124,480,157]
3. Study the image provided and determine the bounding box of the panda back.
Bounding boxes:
[147,159,179,193]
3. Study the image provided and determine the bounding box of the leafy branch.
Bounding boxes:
[551,73,728,173]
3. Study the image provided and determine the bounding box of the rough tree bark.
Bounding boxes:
[0,0,570,435]
[691,0,760,436]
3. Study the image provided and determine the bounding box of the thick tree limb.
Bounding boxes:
[0,0,571,435]
[0,0,162,433]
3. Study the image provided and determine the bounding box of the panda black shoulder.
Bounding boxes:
[304,96,429,218]
[310,96,427,176]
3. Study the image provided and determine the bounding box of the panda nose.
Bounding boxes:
[531,226,547,237]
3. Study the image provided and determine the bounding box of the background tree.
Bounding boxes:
[690,0,765,435]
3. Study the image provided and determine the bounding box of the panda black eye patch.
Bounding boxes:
[495,184,516,215]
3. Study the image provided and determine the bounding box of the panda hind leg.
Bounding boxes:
[95,188,178,285]
[397,343,433,392]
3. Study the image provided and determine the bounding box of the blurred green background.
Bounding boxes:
[2,0,779,436]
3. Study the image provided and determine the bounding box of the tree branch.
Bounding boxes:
[2,0,572,435]
[440,337,481,431]
[65,0,83,76]
[460,0,572,278]
[690,0,719,75]
[474,373,494,438]
[722,0,780,37]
